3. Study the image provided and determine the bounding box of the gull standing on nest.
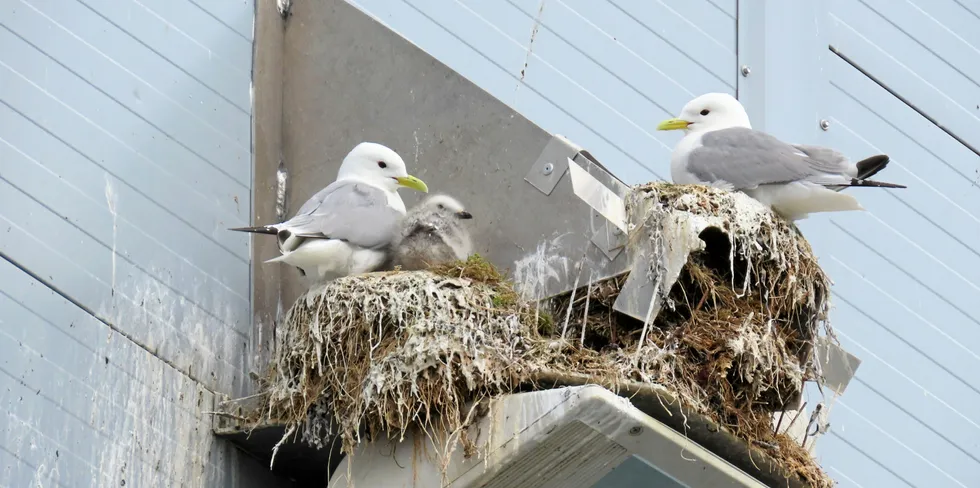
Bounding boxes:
[389,194,474,271]
[230,142,429,280]
[657,92,906,220]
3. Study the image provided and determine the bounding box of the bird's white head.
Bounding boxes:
[422,194,473,220]
[656,92,751,134]
[336,142,429,194]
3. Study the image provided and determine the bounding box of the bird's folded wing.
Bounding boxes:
[293,184,335,216]
[688,127,851,189]
[790,143,851,170]
[281,180,402,249]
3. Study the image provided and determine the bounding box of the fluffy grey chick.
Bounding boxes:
[390,194,474,271]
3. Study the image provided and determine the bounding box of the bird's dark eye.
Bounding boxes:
[437,204,445,209]
[377,161,387,169]
[700,109,710,116]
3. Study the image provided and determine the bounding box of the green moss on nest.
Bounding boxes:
[431,253,503,282]
[431,254,519,309]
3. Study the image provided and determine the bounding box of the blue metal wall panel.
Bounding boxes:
[829,0,980,153]
[349,0,737,184]
[0,259,283,487]
[347,0,980,485]
[748,0,980,485]
[0,0,252,392]
[792,0,980,484]
[801,58,980,488]
[0,0,265,485]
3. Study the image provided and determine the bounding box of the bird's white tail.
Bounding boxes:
[751,183,864,221]
[264,254,289,264]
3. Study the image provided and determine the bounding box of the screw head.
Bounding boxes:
[819,119,831,131]
[628,426,642,436]
[740,65,751,77]
[542,163,554,175]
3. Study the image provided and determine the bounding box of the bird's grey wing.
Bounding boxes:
[292,184,337,217]
[790,144,855,176]
[688,128,850,189]
[280,181,402,249]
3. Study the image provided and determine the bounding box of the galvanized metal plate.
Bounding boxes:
[814,336,862,395]
[524,135,580,196]
[566,157,628,233]
[612,204,704,323]
[272,1,635,307]
[590,220,626,262]
[510,149,634,302]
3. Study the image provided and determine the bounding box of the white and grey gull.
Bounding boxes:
[656,92,906,220]
[230,142,429,280]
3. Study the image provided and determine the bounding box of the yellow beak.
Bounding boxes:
[394,175,429,193]
[656,118,691,131]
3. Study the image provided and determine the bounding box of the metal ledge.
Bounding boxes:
[214,373,812,488]
[528,373,812,488]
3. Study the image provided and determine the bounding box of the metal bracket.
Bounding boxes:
[566,158,627,233]
[814,337,862,395]
[513,135,632,301]
[612,211,703,323]
[524,135,583,196]
[612,253,659,322]
[565,156,629,263]
[590,221,626,261]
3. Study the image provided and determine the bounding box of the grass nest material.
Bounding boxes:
[246,182,836,488]
[545,183,834,486]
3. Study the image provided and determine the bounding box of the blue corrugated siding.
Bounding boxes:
[0,259,263,487]
[0,0,260,485]
[348,0,980,486]
[807,1,980,485]
[800,62,980,486]
[830,0,980,153]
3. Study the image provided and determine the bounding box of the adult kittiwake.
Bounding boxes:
[389,194,474,271]
[230,142,429,280]
[656,92,906,220]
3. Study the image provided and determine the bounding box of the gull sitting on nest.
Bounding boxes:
[388,194,475,271]
[657,92,906,220]
[230,142,429,280]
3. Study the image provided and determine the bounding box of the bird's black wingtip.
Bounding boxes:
[855,154,891,180]
[849,178,907,189]
[228,226,278,235]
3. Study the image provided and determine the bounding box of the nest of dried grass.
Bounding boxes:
[546,182,835,486]
[244,182,836,488]
[256,257,536,453]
